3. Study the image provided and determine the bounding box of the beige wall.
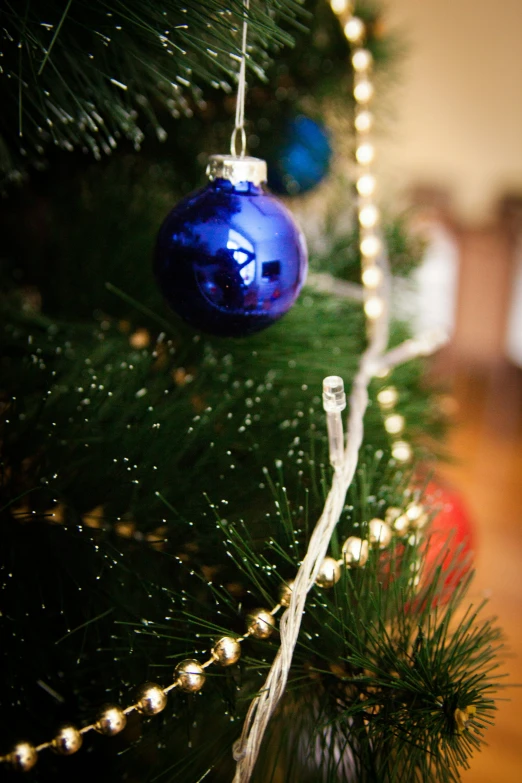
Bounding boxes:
[380,0,522,224]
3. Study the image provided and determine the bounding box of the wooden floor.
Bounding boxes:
[437,366,522,782]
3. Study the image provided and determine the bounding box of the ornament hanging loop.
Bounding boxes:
[230,126,247,158]
[230,0,250,159]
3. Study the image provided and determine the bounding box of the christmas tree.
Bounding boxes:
[0,1,503,781]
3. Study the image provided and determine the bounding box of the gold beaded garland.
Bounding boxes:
[279,579,295,608]
[51,725,83,756]
[315,556,341,588]
[135,683,167,715]
[368,518,393,548]
[95,705,127,737]
[212,637,242,666]
[2,491,424,774]
[406,503,429,530]
[246,608,276,639]
[342,536,370,567]
[175,659,206,692]
[9,742,38,772]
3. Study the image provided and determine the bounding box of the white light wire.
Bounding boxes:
[230,0,249,158]
[233,250,392,783]
[231,3,447,779]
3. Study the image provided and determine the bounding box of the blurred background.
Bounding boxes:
[383,1,522,779]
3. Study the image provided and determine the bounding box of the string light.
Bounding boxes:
[354,109,373,133]
[352,49,373,72]
[353,79,374,103]
[384,413,405,435]
[330,0,350,14]
[361,266,382,287]
[232,12,446,777]
[355,142,374,164]
[323,375,347,469]
[353,78,374,103]
[377,386,399,409]
[392,440,413,463]
[358,204,379,228]
[360,235,381,258]
[344,17,365,43]
[339,5,387,344]
[364,296,384,319]
[356,173,376,196]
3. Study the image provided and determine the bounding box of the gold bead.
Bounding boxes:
[368,518,393,548]
[135,683,167,715]
[393,513,410,534]
[377,386,399,410]
[246,608,276,639]
[364,296,384,319]
[344,17,365,43]
[315,557,341,588]
[279,579,295,608]
[391,440,412,463]
[52,725,83,756]
[384,414,405,435]
[175,659,206,692]
[406,503,428,530]
[95,705,127,736]
[9,742,38,772]
[342,536,369,567]
[385,507,402,526]
[212,637,242,667]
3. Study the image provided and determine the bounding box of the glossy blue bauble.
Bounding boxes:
[154,178,307,337]
[268,115,332,196]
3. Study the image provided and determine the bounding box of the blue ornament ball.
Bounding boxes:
[154,156,307,337]
[267,115,332,196]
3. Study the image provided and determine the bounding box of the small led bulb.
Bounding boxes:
[355,110,373,133]
[344,17,365,43]
[361,265,382,288]
[359,204,379,228]
[323,375,347,469]
[384,414,405,435]
[364,296,384,319]
[360,235,381,258]
[392,440,412,462]
[355,142,374,164]
[377,386,398,409]
[356,173,376,196]
[352,48,373,72]
[353,79,374,104]
[330,0,349,14]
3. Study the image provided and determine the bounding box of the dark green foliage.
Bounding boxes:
[0,0,389,182]
[0,259,499,782]
[0,112,494,782]
[0,0,306,174]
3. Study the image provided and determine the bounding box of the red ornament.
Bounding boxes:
[420,480,475,602]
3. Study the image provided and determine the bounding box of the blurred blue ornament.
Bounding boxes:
[267,115,332,196]
[154,155,307,337]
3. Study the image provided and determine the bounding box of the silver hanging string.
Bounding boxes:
[230,0,249,158]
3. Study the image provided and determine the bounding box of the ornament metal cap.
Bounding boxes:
[206,154,267,186]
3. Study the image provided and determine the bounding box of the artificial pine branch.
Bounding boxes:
[0,0,308,175]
